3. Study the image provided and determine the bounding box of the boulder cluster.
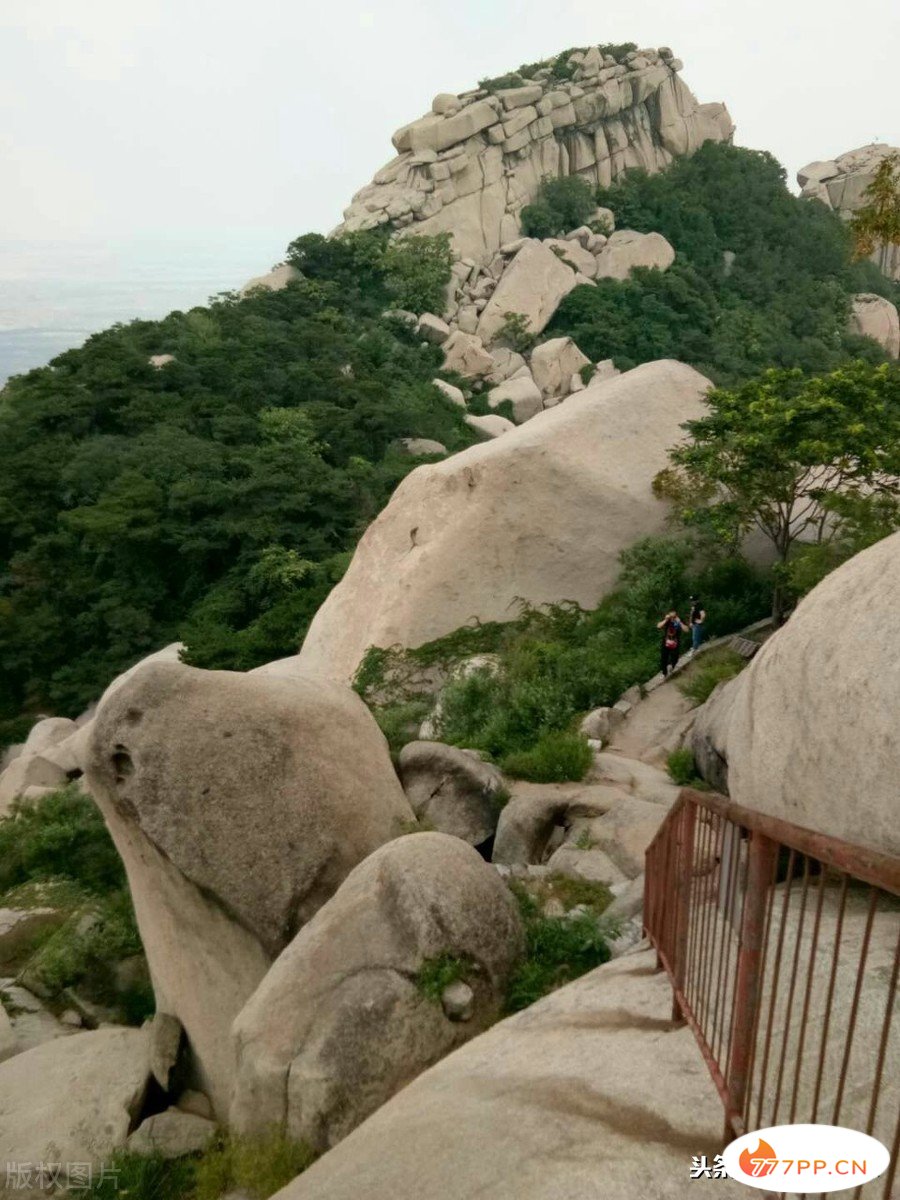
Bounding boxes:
[436,213,674,350]
[336,45,732,262]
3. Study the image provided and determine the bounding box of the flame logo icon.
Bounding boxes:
[739,1138,778,1177]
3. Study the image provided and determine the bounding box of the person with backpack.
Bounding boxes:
[657,609,686,677]
[688,596,706,653]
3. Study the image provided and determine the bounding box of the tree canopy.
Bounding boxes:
[548,143,900,384]
[656,360,900,618]
[0,235,467,723]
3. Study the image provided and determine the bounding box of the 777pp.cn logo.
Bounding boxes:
[721,1125,891,1193]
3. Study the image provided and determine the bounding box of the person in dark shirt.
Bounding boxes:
[657,609,686,677]
[689,596,706,653]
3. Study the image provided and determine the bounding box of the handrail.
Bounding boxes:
[644,787,900,1198]
[649,788,900,897]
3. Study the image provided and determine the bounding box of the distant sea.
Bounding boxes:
[0,234,292,386]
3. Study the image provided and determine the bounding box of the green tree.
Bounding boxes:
[521,176,597,239]
[657,362,900,621]
[849,153,900,275]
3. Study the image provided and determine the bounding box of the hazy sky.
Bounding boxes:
[2,0,898,256]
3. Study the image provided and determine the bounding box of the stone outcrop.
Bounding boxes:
[0,1027,151,1166]
[230,834,523,1150]
[296,360,712,683]
[476,239,580,342]
[85,660,413,1115]
[336,45,732,263]
[848,293,900,358]
[594,229,675,280]
[239,262,301,296]
[798,144,900,279]
[691,532,900,858]
[397,742,505,846]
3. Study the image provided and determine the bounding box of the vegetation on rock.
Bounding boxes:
[81,1130,316,1200]
[356,536,771,771]
[0,786,152,1022]
[505,880,613,1012]
[520,175,598,241]
[548,143,900,384]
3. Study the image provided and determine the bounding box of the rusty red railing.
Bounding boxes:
[644,788,900,1199]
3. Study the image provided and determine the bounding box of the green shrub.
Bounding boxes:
[383,233,454,315]
[194,1129,317,1200]
[82,1150,197,1200]
[666,747,697,786]
[520,176,597,239]
[501,730,592,783]
[478,72,525,92]
[505,884,612,1012]
[21,889,148,1011]
[373,698,432,757]
[0,786,125,896]
[678,648,745,706]
[415,953,474,1003]
[495,311,536,353]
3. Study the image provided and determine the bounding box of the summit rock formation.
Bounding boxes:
[336,45,732,262]
[798,143,900,280]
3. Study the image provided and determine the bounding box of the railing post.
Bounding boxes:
[725,829,778,1135]
[670,802,697,1023]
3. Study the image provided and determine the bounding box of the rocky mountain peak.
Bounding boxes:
[335,43,733,263]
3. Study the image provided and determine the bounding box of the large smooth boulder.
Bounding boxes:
[441,330,493,378]
[86,661,413,1115]
[397,742,505,846]
[0,754,67,815]
[692,532,900,857]
[477,240,579,344]
[486,375,543,423]
[529,337,591,398]
[298,361,712,683]
[848,293,900,358]
[230,834,523,1151]
[274,947,742,1200]
[594,230,675,280]
[465,412,515,439]
[0,1027,150,1166]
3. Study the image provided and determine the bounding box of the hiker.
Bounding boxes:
[689,596,706,653]
[657,609,686,677]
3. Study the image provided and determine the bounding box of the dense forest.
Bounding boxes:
[0,233,467,731]
[548,143,899,383]
[1,143,897,733]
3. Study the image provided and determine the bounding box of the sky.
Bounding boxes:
[1,0,898,256]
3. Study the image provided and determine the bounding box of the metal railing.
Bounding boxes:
[644,787,900,1199]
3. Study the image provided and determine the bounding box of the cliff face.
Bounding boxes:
[798,144,900,280]
[335,44,733,263]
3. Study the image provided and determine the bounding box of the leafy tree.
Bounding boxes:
[383,233,454,314]
[521,176,597,239]
[849,153,900,274]
[657,362,900,620]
